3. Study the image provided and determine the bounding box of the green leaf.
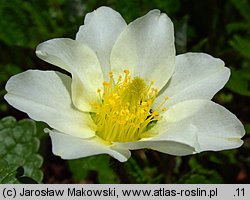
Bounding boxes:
[0,159,18,184]
[154,0,180,15]
[178,157,223,183]
[0,64,22,113]
[0,64,22,83]
[229,36,250,60]
[68,155,118,183]
[182,174,208,184]
[208,151,238,165]
[226,22,248,33]
[0,0,84,47]
[226,68,250,96]
[0,116,43,183]
[245,124,250,135]
[15,166,38,184]
[124,156,163,183]
[230,0,250,22]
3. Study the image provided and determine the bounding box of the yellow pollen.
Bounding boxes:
[103,81,109,86]
[93,70,168,142]
[155,116,161,120]
[152,111,159,117]
[124,69,130,75]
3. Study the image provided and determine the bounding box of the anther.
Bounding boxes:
[94,70,164,142]
[103,81,109,86]
[155,116,161,121]
[124,69,130,75]
[152,111,159,117]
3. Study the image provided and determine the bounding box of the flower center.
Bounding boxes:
[92,70,167,143]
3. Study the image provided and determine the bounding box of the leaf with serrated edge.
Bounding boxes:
[0,116,43,183]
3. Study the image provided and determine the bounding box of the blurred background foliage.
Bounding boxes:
[0,0,249,183]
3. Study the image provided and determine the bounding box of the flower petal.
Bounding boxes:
[111,9,175,90]
[115,140,195,156]
[154,53,230,108]
[118,99,244,155]
[4,70,95,139]
[152,99,244,152]
[49,129,131,162]
[76,6,126,80]
[36,38,104,112]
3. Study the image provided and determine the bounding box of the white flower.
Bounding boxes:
[5,7,245,162]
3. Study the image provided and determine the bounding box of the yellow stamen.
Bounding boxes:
[124,69,130,75]
[93,70,168,142]
[103,81,109,86]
